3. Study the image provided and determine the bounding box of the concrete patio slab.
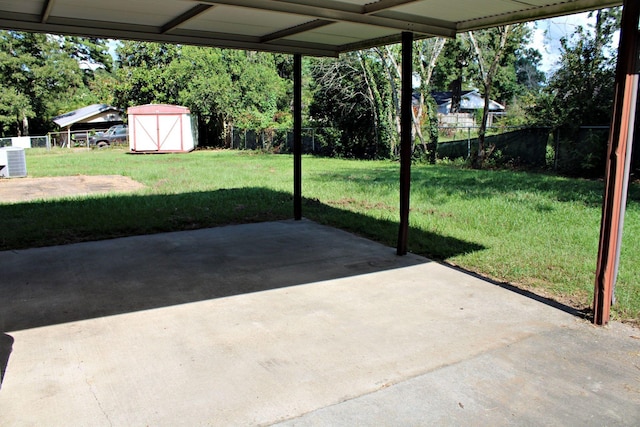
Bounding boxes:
[0,219,638,426]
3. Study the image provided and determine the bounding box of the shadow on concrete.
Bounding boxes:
[0,333,14,390]
[0,188,486,332]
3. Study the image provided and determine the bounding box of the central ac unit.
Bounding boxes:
[0,147,27,178]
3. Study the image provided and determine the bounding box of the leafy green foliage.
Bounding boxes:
[431,38,473,93]
[530,8,620,177]
[515,47,546,91]
[432,25,542,128]
[467,25,517,168]
[0,31,104,136]
[114,41,181,106]
[308,53,394,159]
[113,43,290,146]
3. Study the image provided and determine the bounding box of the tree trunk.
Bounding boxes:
[375,47,402,156]
[417,38,445,163]
[468,26,510,168]
[22,113,29,136]
[358,52,384,156]
[476,81,492,168]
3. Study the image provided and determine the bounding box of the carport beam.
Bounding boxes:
[593,0,639,325]
[294,53,302,220]
[397,31,413,255]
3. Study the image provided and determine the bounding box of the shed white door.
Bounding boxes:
[133,114,183,151]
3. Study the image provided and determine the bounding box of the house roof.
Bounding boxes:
[431,90,505,111]
[0,1,623,57]
[52,104,123,128]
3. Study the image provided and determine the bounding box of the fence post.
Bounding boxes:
[554,129,559,171]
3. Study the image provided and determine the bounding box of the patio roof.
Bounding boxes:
[0,0,624,57]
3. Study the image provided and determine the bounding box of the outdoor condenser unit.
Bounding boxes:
[0,147,27,178]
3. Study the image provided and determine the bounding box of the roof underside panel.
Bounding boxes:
[50,0,196,27]
[290,22,398,46]
[393,0,525,22]
[180,6,312,36]
[0,0,623,56]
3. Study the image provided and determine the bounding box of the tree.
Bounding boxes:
[0,86,33,136]
[431,24,538,131]
[414,38,446,163]
[114,43,291,146]
[468,25,514,168]
[308,39,445,161]
[431,38,473,97]
[170,46,237,146]
[374,45,403,156]
[357,50,396,158]
[114,41,181,107]
[0,31,90,136]
[515,47,545,91]
[309,53,394,158]
[176,48,289,145]
[531,8,621,176]
[61,36,113,73]
[373,38,445,160]
[88,69,119,106]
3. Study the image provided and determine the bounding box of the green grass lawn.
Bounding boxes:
[3,147,639,323]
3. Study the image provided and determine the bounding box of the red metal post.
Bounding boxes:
[593,0,639,325]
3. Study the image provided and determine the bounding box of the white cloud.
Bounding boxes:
[527,12,592,74]
[108,39,120,60]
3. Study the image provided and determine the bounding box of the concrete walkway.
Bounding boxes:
[1,219,638,426]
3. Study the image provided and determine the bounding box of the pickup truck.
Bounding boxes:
[89,125,128,147]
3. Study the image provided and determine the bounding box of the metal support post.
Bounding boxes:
[593,0,639,325]
[397,31,413,255]
[293,54,303,220]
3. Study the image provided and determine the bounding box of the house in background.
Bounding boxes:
[52,104,123,146]
[431,90,505,127]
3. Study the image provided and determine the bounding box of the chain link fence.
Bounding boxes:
[229,128,322,154]
[0,135,50,149]
[228,125,550,166]
[437,126,551,167]
[552,126,610,176]
[1,125,617,175]
[47,128,118,149]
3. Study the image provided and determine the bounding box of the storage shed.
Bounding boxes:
[127,104,197,153]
